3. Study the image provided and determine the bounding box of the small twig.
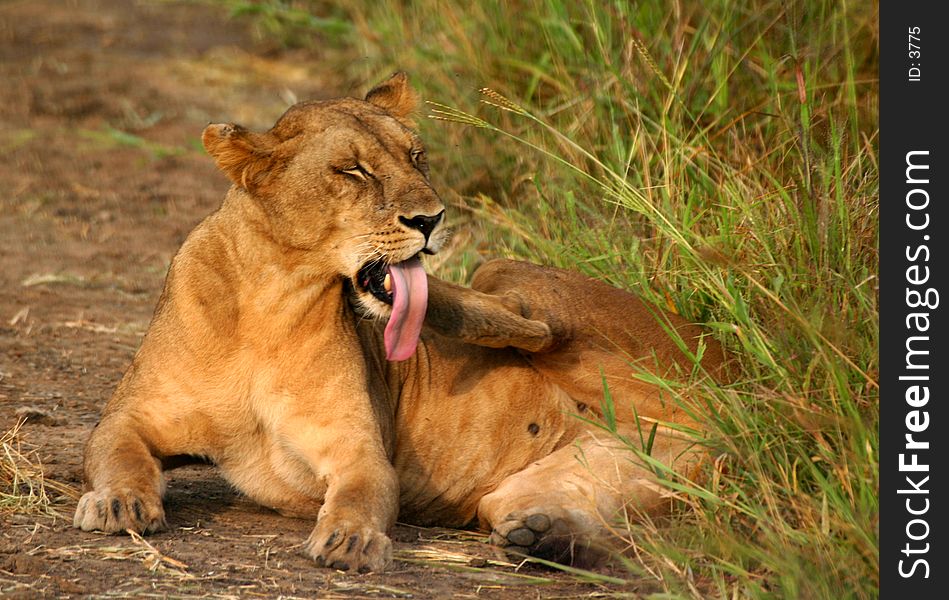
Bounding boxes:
[125,529,190,573]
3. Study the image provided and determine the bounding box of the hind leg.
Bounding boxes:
[477,427,695,567]
[425,275,558,352]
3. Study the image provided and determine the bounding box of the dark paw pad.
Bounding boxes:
[490,510,605,568]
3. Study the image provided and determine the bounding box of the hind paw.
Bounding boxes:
[489,507,605,568]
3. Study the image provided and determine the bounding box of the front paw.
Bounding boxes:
[305,519,392,573]
[73,488,166,534]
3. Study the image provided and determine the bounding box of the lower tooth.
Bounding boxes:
[383,273,391,293]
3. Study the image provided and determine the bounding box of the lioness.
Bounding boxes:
[74,73,724,572]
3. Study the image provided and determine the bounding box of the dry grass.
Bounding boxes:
[392,526,633,589]
[1,419,81,518]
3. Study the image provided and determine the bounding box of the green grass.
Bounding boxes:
[229,1,878,597]
[77,126,190,159]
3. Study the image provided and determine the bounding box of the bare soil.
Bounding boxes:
[0,1,640,597]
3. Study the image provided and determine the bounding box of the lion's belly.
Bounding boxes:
[392,338,580,526]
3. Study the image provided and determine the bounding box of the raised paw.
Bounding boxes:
[73,488,166,534]
[488,508,606,568]
[305,520,392,573]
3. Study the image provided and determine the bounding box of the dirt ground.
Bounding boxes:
[0,1,642,598]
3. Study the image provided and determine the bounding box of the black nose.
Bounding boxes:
[399,211,443,241]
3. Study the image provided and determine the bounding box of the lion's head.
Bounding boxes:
[201,73,447,360]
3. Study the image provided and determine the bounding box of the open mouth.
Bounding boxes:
[357,260,395,305]
[356,256,429,362]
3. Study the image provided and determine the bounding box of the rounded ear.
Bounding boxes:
[202,123,279,192]
[365,72,419,127]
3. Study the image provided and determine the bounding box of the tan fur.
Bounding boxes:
[74,73,725,571]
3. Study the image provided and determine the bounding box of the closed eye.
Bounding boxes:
[410,149,428,176]
[338,164,372,181]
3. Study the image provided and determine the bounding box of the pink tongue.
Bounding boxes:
[384,257,428,361]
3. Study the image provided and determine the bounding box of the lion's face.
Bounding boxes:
[201,73,448,360]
